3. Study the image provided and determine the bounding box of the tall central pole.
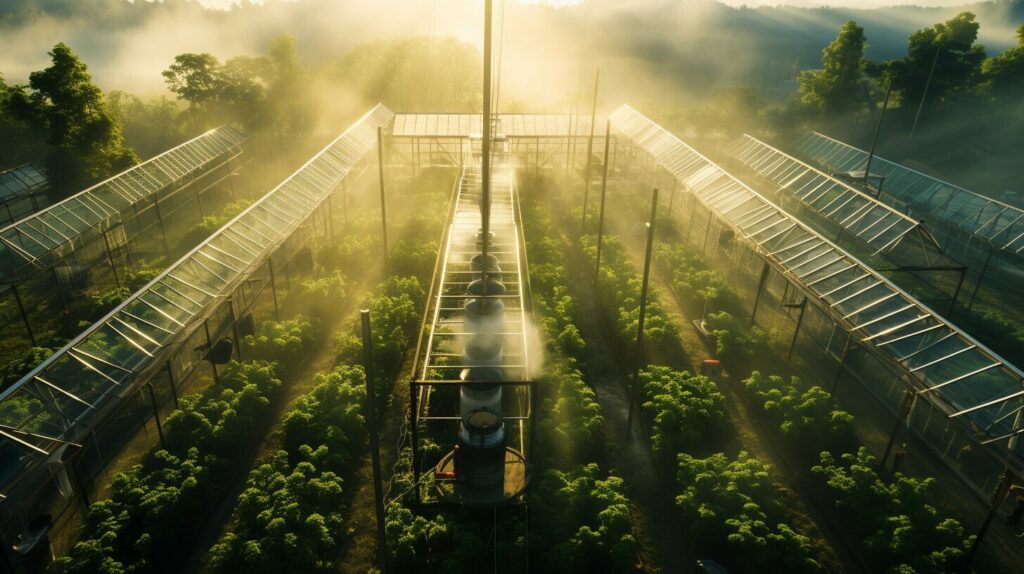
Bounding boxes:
[580,68,600,231]
[864,77,893,195]
[481,0,493,262]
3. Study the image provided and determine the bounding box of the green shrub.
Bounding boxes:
[743,371,855,454]
[703,310,771,362]
[638,366,726,456]
[243,315,320,366]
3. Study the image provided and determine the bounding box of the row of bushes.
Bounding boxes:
[741,371,973,573]
[209,366,367,572]
[52,361,282,574]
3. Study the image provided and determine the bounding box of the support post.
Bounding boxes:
[626,188,659,437]
[102,231,121,289]
[595,119,612,278]
[377,126,389,265]
[146,383,166,449]
[966,247,994,310]
[153,197,170,257]
[267,259,280,320]
[907,45,940,153]
[410,381,421,504]
[204,320,218,383]
[786,298,807,363]
[580,69,600,231]
[667,178,677,217]
[11,284,35,346]
[881,389,914,469]
[864,77,893,193]
[361,310,388,574]
[965,468,1013,569]
[750,261,770,326]
[831,332,852,399]
[166,361,179,408]
[481,0,493,261]
[230,298,242,360]
[947,266,966,316]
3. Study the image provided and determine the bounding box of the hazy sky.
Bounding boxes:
[193,0,981,9]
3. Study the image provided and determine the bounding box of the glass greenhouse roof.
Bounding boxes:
[0,105,393,478]
[0,126,246,281]
[0,164,47,203]
[796,131,1024,256]
[611,105,1024,461]
[728,134,949,258]
[391,113,601,138]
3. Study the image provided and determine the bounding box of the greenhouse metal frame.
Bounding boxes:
[0,126,246,364]
[610,105,1024,496]
[0,164,48,227]
[727,134,967,311]
[0,105,393,559]
[390,113,613,174]
[795,131,1024,310]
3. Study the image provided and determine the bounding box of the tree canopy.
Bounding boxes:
[893,12,987,108]
[799,21,873,116]
[2,43,137,196]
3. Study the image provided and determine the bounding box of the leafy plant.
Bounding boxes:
[638,366,726,456]
[743,371,856,455]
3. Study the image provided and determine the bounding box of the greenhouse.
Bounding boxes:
[795,131,1024,315]
[611,104,1024,494]
[726,134,967,312]
[0,106,389,552]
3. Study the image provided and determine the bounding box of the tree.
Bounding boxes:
[894,12,986,108]
[2,43,137,197]
[799,21,873,116]
[982,24,1024,102]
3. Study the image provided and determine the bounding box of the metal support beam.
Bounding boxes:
[481,0,493,261]
[831,332,853,399]
[410,380,421,504]
[965,468,1013,568]
[881,388,914,470]
[361,310,388,574]
[966,246,994,310]
[627,188,658,438]
[786,298,808,363]
[146,382,166,449]
[378,126,389,264]
[11,284,35,346]
[580,69,600,231]
[864,77,893,193]
[204,320,218,383]
[750,261,771,326]
[595,119,611,278]
[268,258,280,320]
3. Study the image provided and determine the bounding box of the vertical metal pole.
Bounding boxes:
[667,178,676,217]
[103,231,122,289]
[966,247,993,310]
[580,69,600,231]
[966,468,1013,567]
[204,320,219,382]
[947,266,966,316]
[146,383,166,449]
[881,389,913,469]
[831,332,852,399]
[864,77,893,193]
[626,188,658,437]
[595,119,612,278]
[11,285,35,346]
[267,259,280,320]
[907,45,940,153]
[750,261,770,326]
[377,127,389,264]
[410,381,421,504]
[230,298,242,360]
[786,299,807,363]
[481,0,493,262]
[166,361,179,408]
[361,310,388,574]
[153,197,170,257]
